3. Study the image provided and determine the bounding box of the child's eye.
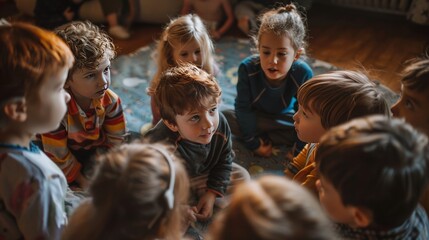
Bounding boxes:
[209,107,217,114]
[278,52,287,57]
[195,49,201,55]
[262,51,270,55]
[189,115,200,122]
[85,73,95,79]
[180,52,188,57]
[302,111,309,118]
[404,99,414,110]
[103,66,111,73]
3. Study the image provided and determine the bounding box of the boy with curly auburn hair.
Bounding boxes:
[316,115,429,239]
[40,21,126,189]
[0,21,73,239]
[144,64,250,224]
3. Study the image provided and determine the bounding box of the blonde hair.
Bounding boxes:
[255,3,307,52]
[54,21,115,76]
[155,64,221,124]
[206,175,336,240]
[148,14,215,95]
[62,142,190,240]
[0,22,73,125]
[298,70,390,129]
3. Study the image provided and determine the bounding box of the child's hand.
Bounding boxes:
[195,191,216,221]
[182,205,198,228]
[254,138,273,157]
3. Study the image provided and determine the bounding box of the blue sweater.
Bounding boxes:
[235,55,313,150]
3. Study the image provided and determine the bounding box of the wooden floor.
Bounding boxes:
[3,2,428,92]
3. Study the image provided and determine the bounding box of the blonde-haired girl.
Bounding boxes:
[62,142,190,240]
[148,14,218,126]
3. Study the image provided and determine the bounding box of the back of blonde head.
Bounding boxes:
[207,175,336,240]
[62,142,189,240]
[149,14,215,93]
[255,4,307,51]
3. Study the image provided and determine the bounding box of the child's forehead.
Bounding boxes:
[182,99,218,114]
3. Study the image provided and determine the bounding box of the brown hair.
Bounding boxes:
[317,115,429,227]
[62,142,190,240]
[254,3,307,52]
[297,70,390,129]
[401,55,429,91]
[54,21,115,76]
[206,175,337,240]
[155,64,221,124]
[0,21,74,102]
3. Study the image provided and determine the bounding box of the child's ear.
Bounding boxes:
[294,48,303,61]
[3,97,27,122]
[163,120,179,132]
[349,206,372,228]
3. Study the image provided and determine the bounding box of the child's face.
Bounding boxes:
[66,56,111,105]
[166,102,219,145]
[391,85,429,136]
[259,32,299,83]
[316,177,357,227]
[27,65,71,133]
[173,39,203,68]
[293,104,326,143]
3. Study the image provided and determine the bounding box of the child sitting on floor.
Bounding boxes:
[0,21,74,239]
[62,143,190,240]
[147,14,218,128]
[285,70,389,194]
[144,64,250,224]
[180,0,234,39]
[316,115,429,239]
[206,175,337,240]
[391,55,429,214]
[223,4,313,158]
[40,21,127,189]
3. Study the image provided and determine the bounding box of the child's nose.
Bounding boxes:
[390,101,399,117]
[293,112,299,122]
[201,116,214,130]
[98,75,108,86]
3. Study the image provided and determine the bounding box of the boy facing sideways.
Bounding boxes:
[0,21,73,239]
[40,21,127,189]
[391,55,429,214]
[316,115,429,239]
[285,70,389,193]
[144,64,250,222]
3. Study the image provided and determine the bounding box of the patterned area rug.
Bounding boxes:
[110,37,398,177]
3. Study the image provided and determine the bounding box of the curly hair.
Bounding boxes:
[55,21,115,75]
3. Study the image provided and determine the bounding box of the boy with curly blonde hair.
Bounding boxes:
[40,21,126,189]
